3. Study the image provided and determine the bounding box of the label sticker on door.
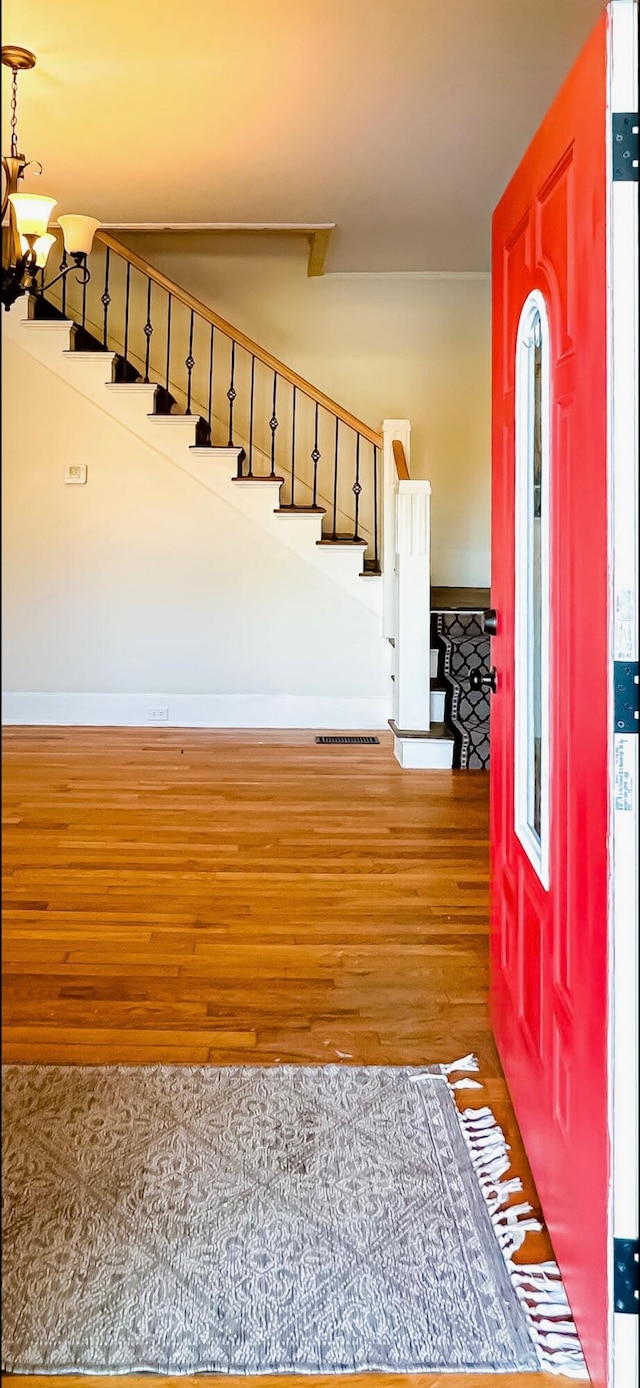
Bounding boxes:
[614,737,634,813]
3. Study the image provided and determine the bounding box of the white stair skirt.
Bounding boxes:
[390,721,455,769]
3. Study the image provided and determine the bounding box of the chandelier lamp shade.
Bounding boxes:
[1,45,100,310]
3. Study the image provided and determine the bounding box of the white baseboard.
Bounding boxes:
[1,692,391,730]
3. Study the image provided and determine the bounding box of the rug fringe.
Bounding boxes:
[441,1053,480,1073]
[455,1101,589,1379]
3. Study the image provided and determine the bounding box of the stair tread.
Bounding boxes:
[147,413,206,422]
[63,350,114,359]
[388,719,454,742]
[189,446,244,456]
[233,475,285,484]
[275,506,326,515]
[22,319,73,329]
[431,585,491,612]
[105,381,156,391]
[317,536,367,547]
[465,724,492,741]
[454,711,491,730]
[442,634,488,648]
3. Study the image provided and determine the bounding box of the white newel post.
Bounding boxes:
[393,480,432,732]
[381,419,411,640]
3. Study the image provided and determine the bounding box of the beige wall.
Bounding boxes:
[122,234,491,586]
[2,332,389,726]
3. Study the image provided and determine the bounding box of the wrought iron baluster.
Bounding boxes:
[248,355,255,478]
[123,263,131,364]
[332,417,339,538]
[101,248,111,348]
[290,386,297,506]
[311,403,320,508]
[60,250,68,317]
[373,444,380,571]
[143,277,153,383]
[228,340,237,453]
[207,324,215,433]
[269,372,278,478]
[165,295,172,393]
[185,309,195,414]
[352,433,361,540]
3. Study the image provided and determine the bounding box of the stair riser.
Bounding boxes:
[392,736,454,769]
[430,688,446,721]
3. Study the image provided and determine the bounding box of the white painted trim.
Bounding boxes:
[607,3,639,1384]
[326,270,490,280]
[1,693,391,730]
[381,419,411,639]
[0,221,338,234]
[393,480,432,733]
[430,688,446,722]
[391,731,454,769]
[513,290,551,891]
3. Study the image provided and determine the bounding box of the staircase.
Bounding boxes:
[431,588,492,768]
[35,231,383,574]
[2,233,486,766]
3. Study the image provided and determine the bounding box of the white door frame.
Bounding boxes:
[607,2,639,1383]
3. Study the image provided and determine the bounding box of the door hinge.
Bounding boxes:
[612,113,639,181]
[614,661,639,733]
[614,1238,640,1314]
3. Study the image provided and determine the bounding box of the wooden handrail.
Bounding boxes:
[95,230,383,447]
[392,439,410,480]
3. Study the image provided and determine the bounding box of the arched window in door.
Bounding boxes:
[514,290,551,888]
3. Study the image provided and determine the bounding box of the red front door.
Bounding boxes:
[491,13,610,1387]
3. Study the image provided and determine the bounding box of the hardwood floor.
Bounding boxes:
[430,586,490,612]
[1,728,567,1387]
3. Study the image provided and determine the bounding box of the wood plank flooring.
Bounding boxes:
[430,586,490,611]
[1,728,570,1387]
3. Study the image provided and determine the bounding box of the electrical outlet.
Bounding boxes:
[148,707,169,722]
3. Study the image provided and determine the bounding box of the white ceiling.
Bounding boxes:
[2,0,604,272]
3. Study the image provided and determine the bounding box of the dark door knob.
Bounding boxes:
[469,666,498,694]
[483,608,498,636]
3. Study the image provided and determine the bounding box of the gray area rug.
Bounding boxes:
[2,1063,558,1374]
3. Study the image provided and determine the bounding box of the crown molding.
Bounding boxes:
[2,219,489,279]
[325,270,490,280]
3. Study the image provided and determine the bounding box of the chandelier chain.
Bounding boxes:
[2,45,97,311]
[10,66,19,158]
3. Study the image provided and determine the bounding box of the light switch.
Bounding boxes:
[64,464,87,484]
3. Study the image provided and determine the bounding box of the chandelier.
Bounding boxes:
[1,45,100,311]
